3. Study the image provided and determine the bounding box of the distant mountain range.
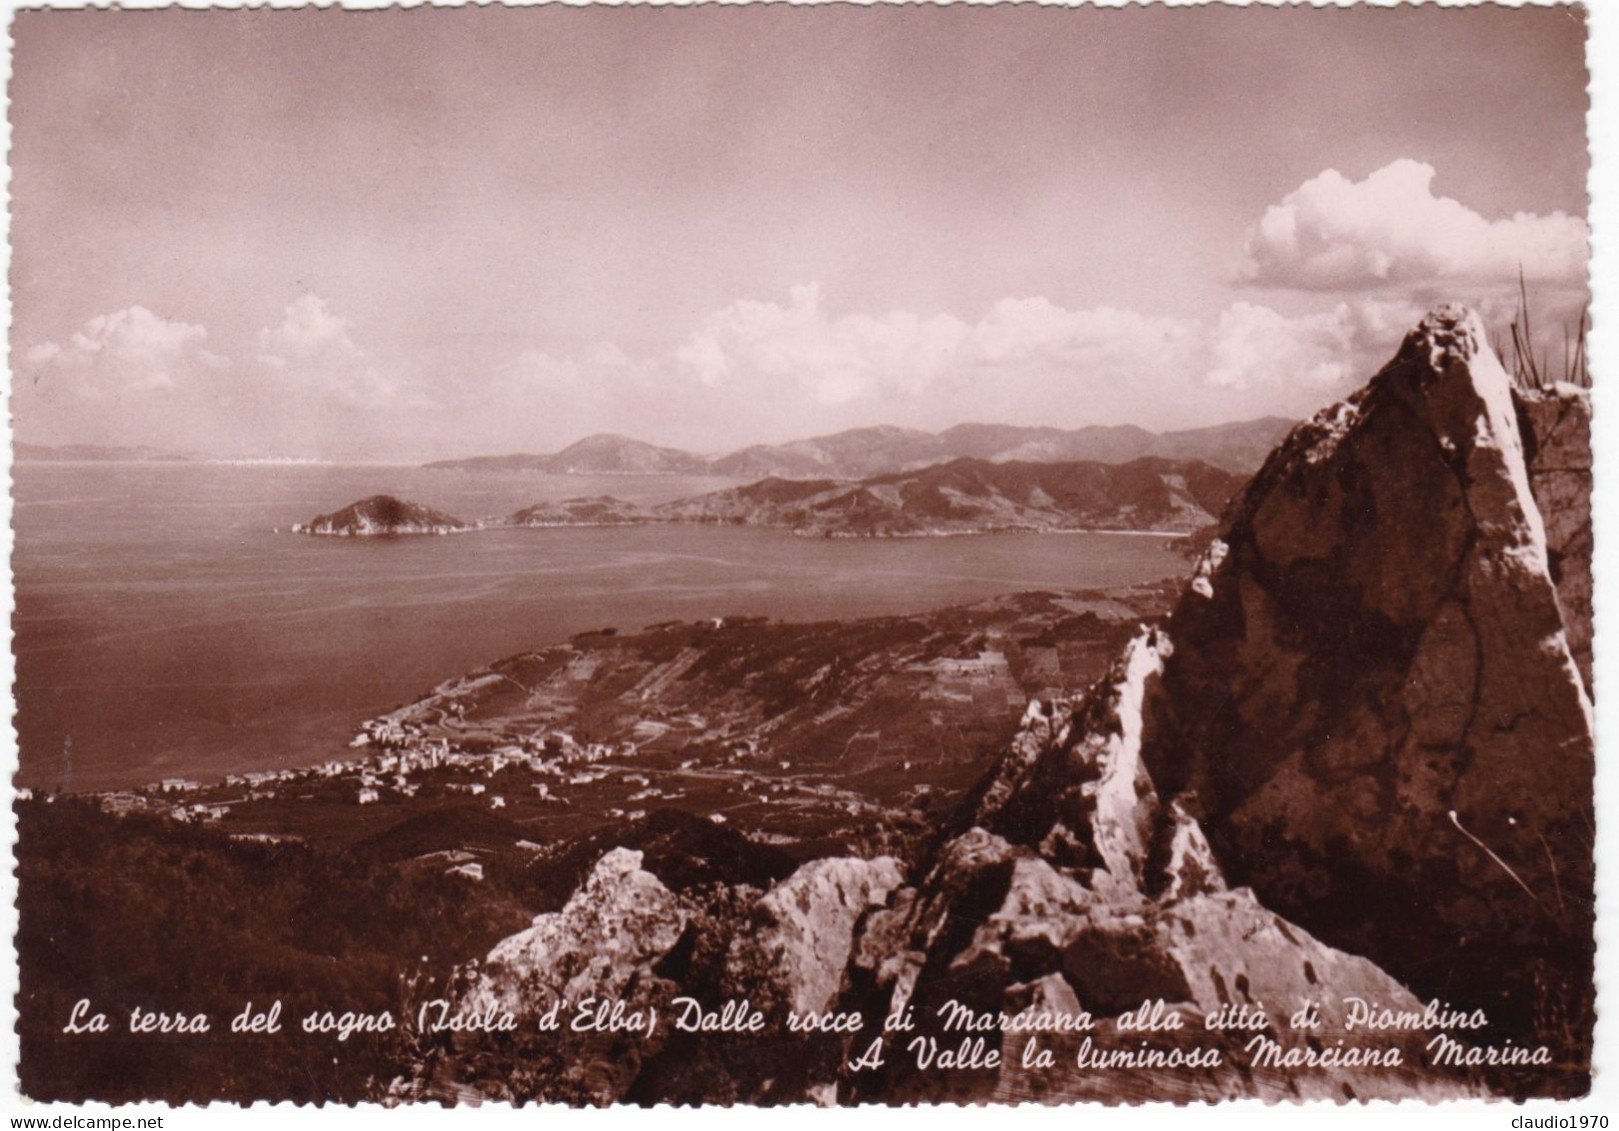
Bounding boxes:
[301,455,1245,540]
[423,417,1295,478]
[18,417,1291,477]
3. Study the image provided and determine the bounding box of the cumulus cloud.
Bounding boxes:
[14,294,411,458]
[1203,296,1451,393]
[14,306,232,452]
[1205,304,1348,391]
[256,293,392,405]
[11,287,1461,459]
[673,286,1200,413]
[676,283,970,406]
[650,286,1422,443]
[1240,159,1589,292]
[20,305,228,398]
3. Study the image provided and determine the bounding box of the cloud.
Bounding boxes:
[14,295,410,458]
[673,286,1200,413]
[1206,302,1354,391]
[11,287,1484,460]
[256,293,392,405]
[1240,159,1589,292]
[649,286,1422,443]
[19,305,228,399]
[675,283,971,406]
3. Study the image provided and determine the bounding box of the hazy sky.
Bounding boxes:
[10,4,1592,462]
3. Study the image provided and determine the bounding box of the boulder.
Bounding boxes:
[463,847,689,1018]
[450,848,697,1103]
[725,855,905,1015]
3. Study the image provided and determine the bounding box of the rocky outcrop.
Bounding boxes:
[293,494,473,536]
[725,855,904,1015]
[446,849,693,1103]
[462,848,689,1020]
[451,847,908,1104]
[1140,307,1594,1043]
[828,306,1583,1103]
[964,633,1168,890]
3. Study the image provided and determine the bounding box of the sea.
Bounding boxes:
[11,462,1189,793]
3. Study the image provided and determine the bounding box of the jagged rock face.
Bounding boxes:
[842,629,1479,1103]
[725,856,904,1015]
[453,848,695,1103]
[1516,384,1592,694]
[452,847,909,1104]
[1141,307,1594,1022]
[846,816,1478,1102]
[968,634,1169,892]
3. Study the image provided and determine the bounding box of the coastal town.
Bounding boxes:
[51,584,1177,868]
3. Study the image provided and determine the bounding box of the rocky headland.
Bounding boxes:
[650,456,1239,537]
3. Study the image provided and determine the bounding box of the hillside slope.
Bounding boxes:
[657,456,1240,536]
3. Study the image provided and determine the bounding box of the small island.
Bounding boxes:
[291,494,477,536]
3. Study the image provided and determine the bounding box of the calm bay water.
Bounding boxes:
[12,462,1186,792]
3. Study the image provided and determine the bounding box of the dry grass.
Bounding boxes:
[1490,268,1591,391]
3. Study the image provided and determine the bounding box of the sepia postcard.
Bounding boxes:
[2,0,1608,1116]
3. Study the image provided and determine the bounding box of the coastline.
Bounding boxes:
[288,516,1201,540]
